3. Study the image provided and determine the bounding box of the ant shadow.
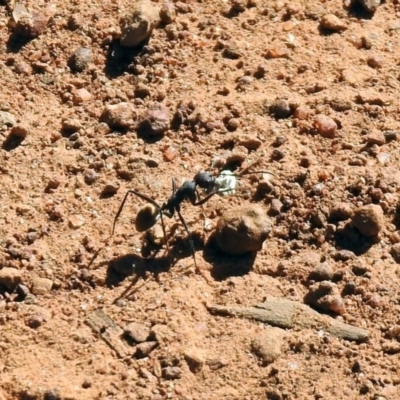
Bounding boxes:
[105,253,172,303]
[6,33,32,53]
[333,222,376,256]
[202,233,257,281]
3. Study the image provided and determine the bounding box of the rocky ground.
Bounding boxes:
[1,0,400,399]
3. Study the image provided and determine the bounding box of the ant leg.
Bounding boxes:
[176,209,197,269]
[159,211,172,263]
[111,190,161,237]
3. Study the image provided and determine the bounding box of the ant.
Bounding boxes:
[88,167,275,270]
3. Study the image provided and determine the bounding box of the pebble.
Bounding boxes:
[304,281,346,315]
[332,249,356,261]
[162,367,182,380]
[68,215,86,229]
[358,0,381,13]
[102,181,120,195]
[309,262,334,281]
[31,277,53,295]
[269,99,291,119]
[214,205,272,255]
[314,115,338,139]
[10,124,29,138]
[62,118,82,132]
[251,328,283,365]
[0,111,16,127]
[83,169,98,185]
[68,47,92,72]
[101,103,136,129]
[159,2,176,25]
[124,322,150,343]
[120,0,160,48]
[390,243,400,263]
[319,14,348,32]
[367,55,382,69]
[0,268,22,291]
[135,341,158,358]
[183,348,205,373]
[269,198,283,216]
[265,43,290,59]
[351,204,384,237]
[26,314,45,329]
[16,283,30,299]
[329,202,353,221]
[138,102,170,137]
[13,8,48,38]
[366,130,385,145]
[72,88,92,104]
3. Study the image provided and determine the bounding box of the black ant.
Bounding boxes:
[89,168,275,270]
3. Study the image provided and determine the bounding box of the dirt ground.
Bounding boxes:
[2,0,400,399]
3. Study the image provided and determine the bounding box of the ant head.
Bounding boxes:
[135,203,160,232]
[194,171,215,189]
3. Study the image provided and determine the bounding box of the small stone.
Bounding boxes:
[391,243,400,263]
[251,327,283,365]
[62,118,82,132]
[367,55,382,69]
[309,262,334,281]
[304,281,346,315]
[163,145,177,161]
[0,268,22,291]
[351,204,384,237]
[124,322,150,343]
[10,124,29,138]
[16,284,30,298]
[102,181,120,195]
[332,249,356,261]
[101,103,136,129]
[222,42,242,59]
[227,118,240,131]
[13,11,48,38]
[82,379,92,389]
[319,14,348,32]
[0,111,16,127]
[26,314,44,329]
[183,348,205,373]
[293,107,310,120]
[83,169,98,185]
[265,42,290,59]
[72,88,92,103]
[138,102,170,137]
[269,99,291,119]
[31,277,53,295]
[159,2,176,24]
[214,204,272,255]
[135,341,158,358]
[68,47,92,72]
[68,215,86,229]
[358,0,381,13]
[329,202,353,221]
[314,115,338,139]
[120,0,161,48]
[366,130,385,145]
[269,199,283,216]
[162,367,182,380]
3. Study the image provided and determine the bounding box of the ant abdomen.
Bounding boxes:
[135,204,160,232]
